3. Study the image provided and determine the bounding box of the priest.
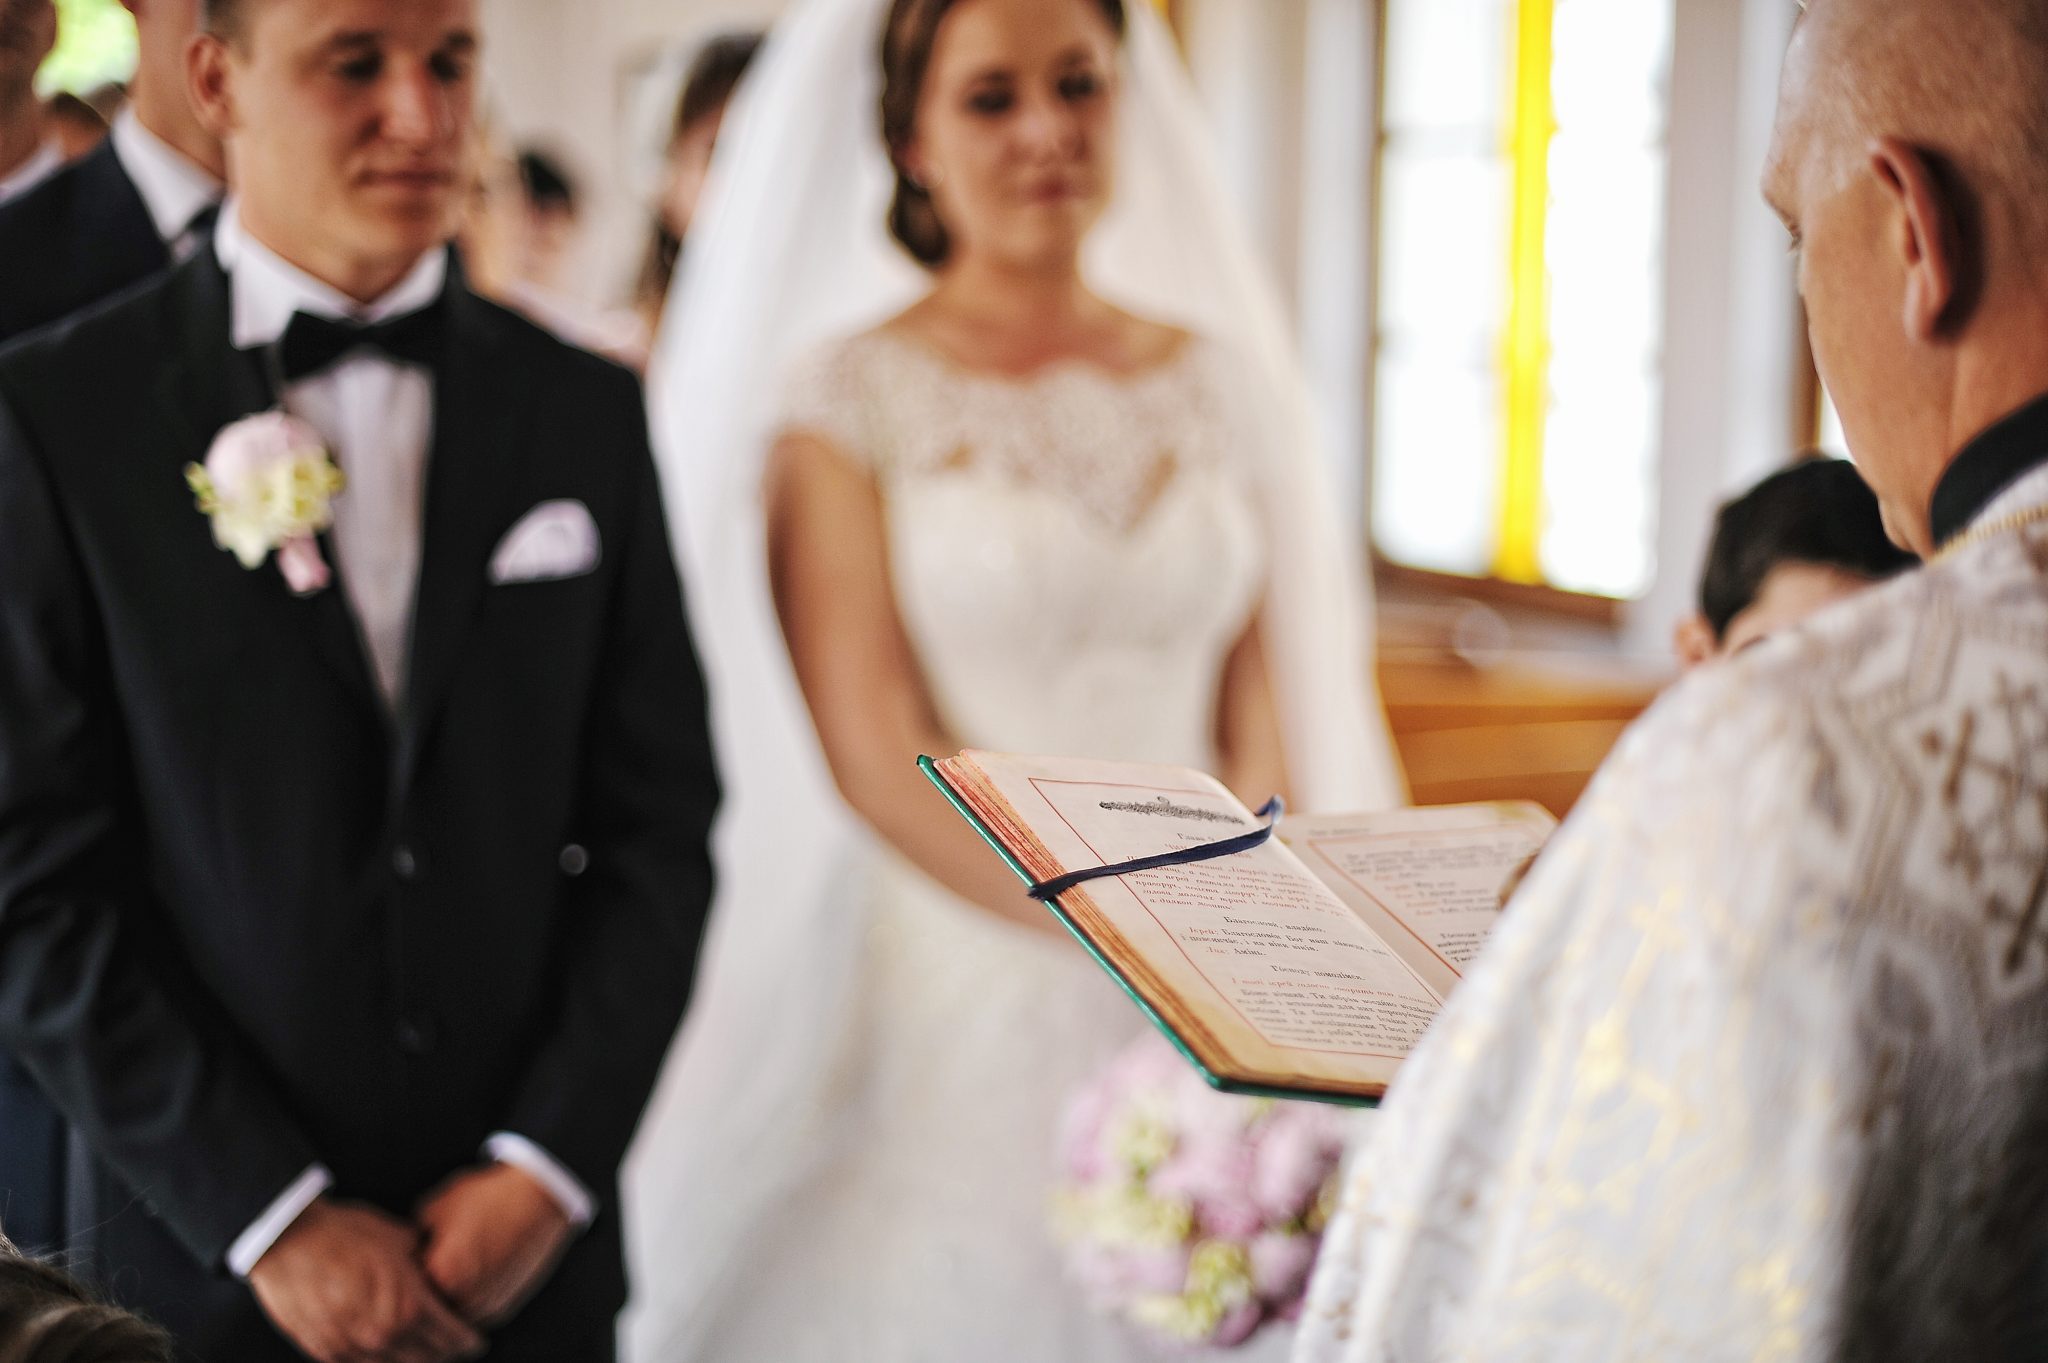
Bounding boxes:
[1296,0,2048,1357]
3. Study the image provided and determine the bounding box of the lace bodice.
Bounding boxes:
[778,329,1268,771]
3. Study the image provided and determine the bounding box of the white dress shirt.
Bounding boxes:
[0,139,61,206]
[108,108,222,258]
[215,205,440,709]
[213,204,594,1278]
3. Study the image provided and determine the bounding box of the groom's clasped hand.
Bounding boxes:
[413,1165,578,1332]
[247,1167,575,1363]
[247,1197,481,1363]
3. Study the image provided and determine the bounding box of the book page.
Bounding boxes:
[944,752,1444,1096]
[1283,805,1555,1001]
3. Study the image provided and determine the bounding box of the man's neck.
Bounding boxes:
[236,202,428,306]
[1904,316,2048,549]
[0,87,41,184]
[128,80,225,182]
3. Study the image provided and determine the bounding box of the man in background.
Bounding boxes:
[0,0,58,205]
[0,0,222,342]
[0,0,226,1264]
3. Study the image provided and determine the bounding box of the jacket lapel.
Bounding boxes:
[397,278,530,791]
[152,255,388,728]
[67,142,170,291]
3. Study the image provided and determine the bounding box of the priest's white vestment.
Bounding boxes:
[1297,466,2048,1363]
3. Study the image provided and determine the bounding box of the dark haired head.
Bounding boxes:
[879,0,1126,267]
[1699,456,1916,640]
[516,148,577,216]
[0,1237,172,1363]
[674,31,765,142]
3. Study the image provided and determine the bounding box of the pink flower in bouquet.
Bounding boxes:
[1053,1032,1349,1350]
[1250,1106,1346,1224]
[1069,1240,1192,1300]
[1152,1140,1264,1241]
[1249,1230,1317,1304]
[1212,1300,1264,1348]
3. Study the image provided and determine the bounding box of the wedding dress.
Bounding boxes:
[667,328,1301,1361]
[623,1,1402,1357]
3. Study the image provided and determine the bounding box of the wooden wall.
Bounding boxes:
[1376,607,1669,818]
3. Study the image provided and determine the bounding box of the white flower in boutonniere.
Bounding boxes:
[185,412,346,596]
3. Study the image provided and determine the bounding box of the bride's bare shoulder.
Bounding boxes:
[1105,308,1200,369]
[864,296,946,345]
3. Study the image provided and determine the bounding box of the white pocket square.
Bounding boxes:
[490,500,601,585]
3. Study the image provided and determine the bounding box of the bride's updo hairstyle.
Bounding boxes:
[881,0,1128,267]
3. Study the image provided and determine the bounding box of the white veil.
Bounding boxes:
[623,1,1404,1355]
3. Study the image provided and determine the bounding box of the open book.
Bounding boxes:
[924,751,1555,1104]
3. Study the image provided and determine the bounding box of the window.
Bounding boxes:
[1371,0,1675,600]
[39,0,137,96]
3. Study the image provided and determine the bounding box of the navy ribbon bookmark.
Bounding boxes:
[1026,797,1285,903]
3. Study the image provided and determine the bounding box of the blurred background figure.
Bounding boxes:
[632,30,763,342]
[511,147,581,296]
[41,90,108,160]
[0,1235,171,1363]
[0,0,221,344]
[0,0,221,1262]
[0,0,59,204]
[460,121,648,365]
[1674,456,1916,666]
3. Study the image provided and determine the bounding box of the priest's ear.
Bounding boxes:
[1673,613,1719,670]
[1868,136,1970,342]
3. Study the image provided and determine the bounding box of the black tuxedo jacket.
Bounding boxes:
[0,140,170,345]
[0,252,718,1359]
[0,141,173,1251]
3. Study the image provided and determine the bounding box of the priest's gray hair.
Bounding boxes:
[1797,0,2048,239]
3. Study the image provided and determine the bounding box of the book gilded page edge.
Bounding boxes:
[920,755,1382,1108]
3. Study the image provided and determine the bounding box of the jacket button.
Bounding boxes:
[559,844,589,877]
[395,1015,438,1055]
[392,845,419,881]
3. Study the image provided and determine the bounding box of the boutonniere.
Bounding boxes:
[184,412,346,596]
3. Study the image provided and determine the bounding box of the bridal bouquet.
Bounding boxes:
[1053,1033,1350,1349]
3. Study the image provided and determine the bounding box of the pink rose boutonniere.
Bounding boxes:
[184,412,346,596]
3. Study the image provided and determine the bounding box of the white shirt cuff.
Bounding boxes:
[484,1132,595,1228]
[226,1164,334,1279]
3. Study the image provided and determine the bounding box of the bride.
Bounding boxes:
[625,0,1403,1357]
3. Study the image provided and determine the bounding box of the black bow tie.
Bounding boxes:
[277,304,443,383]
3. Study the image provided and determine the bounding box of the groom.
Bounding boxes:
[0,0,716,1358]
